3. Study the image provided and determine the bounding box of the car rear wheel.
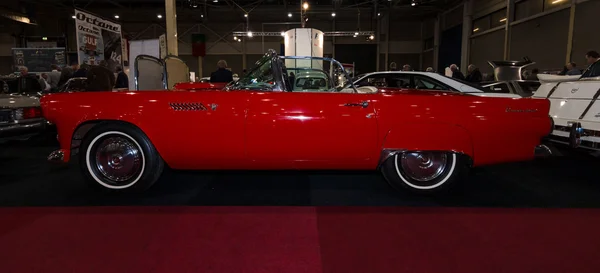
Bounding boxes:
[79,123,164,192]
[381,151,468,194]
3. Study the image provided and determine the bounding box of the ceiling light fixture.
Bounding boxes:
[288,13,292,17]
[331,12,336,17]
[280,31,285,36]
[247,31,253,37]
[499,18,507,22]
[114,15,119,19]
[157,14,163,19]
[303,2,309,9]
[244,14,248,17]
[71,15,76,19]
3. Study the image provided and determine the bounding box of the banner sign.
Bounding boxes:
[12,48,66,72]
[74,9,123,71]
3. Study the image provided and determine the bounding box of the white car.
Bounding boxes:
[0,92,46,141]
[353,71,520,98]
[533,74,600,151]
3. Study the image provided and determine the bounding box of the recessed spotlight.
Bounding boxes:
[201,14,204,17]
[213,0,218,2]
[303,2,309,9]
[331,12,336,17]
[377,12,381,16]
[71,15,76,19]
[369,35,374,40]
[288,13,292,17]
[157,14,163,19]
[244,14,248,17]
[114,15,119,19]
[42,37,48,41]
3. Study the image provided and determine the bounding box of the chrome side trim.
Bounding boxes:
[48,150,65,163]
[534,144,552,157]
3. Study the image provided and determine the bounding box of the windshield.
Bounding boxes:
[228,53,355,92]
[0,78,42,95]
[227,55,276,91]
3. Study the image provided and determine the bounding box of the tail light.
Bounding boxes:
[14,107,42,120]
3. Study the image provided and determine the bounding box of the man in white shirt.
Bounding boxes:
[48,64,61,90]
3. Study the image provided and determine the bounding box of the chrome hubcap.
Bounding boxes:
[399,152,447,182]
[95,136,142,182]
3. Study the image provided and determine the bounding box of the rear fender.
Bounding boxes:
[380,122,474,163]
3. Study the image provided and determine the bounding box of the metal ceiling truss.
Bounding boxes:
[231,31,375,37]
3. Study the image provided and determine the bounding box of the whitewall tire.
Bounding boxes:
[79,122,164,192]
[381,151,468,194]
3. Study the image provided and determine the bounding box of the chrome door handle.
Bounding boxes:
[344,101,369,108]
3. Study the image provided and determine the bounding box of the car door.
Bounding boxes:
[150,90,250,170]
[245,91,379,169]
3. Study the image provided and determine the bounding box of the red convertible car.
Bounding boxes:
[41,50,552,194]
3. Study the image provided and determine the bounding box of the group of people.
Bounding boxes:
[16,60,130,93]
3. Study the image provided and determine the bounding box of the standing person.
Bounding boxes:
[450,64,465,80]
[73,63,89,78]
[209,60,234,83]
[402,64,412,71]
[59,61,79,86]
[425,67,434,72]
[582,50,600,78]
[18,66,43,93]
[566,62,582,75]
[39,73,51,92]
[288,72,296,89]
[115,66,129,89]
[47,65,61,90]
[465,64,483,83]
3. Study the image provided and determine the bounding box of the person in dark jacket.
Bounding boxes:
[72,63,89,78]
[527,68,539,81]
[450,64,465,80]
[58,61,79,86]
[582,50,600,78]
[114,66,129,89]
[465,64,483,83]
[209,60,234,83]
[566,62,582,75]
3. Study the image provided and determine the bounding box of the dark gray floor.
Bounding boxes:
[1,137,600,207]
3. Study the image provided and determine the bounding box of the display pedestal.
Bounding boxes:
[283,28,324,69]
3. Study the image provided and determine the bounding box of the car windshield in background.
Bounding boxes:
[440,74,486,92]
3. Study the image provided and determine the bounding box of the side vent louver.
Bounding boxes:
[169,102,208,111]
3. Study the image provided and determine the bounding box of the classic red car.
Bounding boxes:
[41,50,552,194]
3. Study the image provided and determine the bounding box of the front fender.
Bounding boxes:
[381,122,474,159]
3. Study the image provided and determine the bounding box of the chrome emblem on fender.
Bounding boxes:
[210,103,218,111]
[571,88,579,93]
[505,107,538,113]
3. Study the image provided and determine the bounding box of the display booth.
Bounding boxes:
[134,55,167,91]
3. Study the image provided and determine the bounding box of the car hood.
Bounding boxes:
[0,94,40,108]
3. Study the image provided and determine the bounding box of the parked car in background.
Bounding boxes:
[481,80,541,97]
[353,71,521,98]
[42,50,552,195]
[533,75,600,153]
[0,92,46,142]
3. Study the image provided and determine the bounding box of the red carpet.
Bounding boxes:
[0,207,599,273]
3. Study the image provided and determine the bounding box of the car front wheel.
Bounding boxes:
[381,151,468,194]
[79,123,164,192]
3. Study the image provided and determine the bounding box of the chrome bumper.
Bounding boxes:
[534,144,552,157]
[0,119,46,139]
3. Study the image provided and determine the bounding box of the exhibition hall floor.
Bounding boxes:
[1,139,600,272]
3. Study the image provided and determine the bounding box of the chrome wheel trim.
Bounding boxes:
[86,131,146,189]
[394,152,456,190]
